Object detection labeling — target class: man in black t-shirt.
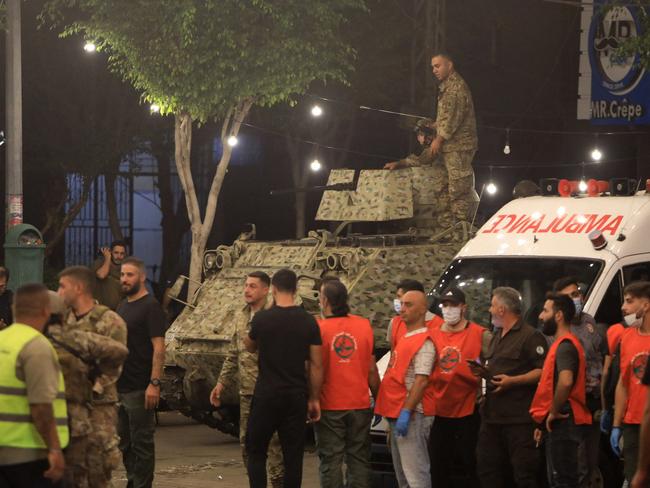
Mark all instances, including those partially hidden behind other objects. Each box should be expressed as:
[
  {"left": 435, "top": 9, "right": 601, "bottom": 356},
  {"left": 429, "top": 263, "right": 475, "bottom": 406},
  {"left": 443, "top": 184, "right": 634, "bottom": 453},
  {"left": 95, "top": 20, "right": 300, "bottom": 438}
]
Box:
[
  {"left": 244, "top": 268, "right": 323, "bottom": 488},
  {"left": 116, "top": 257, "right": 168, "bottom": 488}
]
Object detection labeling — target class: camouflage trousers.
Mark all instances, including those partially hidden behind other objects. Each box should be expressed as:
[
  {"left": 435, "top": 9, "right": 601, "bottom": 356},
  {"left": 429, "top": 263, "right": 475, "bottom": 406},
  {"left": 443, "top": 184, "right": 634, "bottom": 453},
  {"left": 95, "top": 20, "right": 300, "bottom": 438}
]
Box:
[
  {"left": 241, "top": 394, "right": 284, "bottom": 487},
  {"left": 87, "top": 403, "right": 122, "bottom": 488},
  {"left": 441, "top": 149, "right": 476, "bottom": 223},
  {"left": 64, "top": 435, "right": 89, "bottom": 488}
]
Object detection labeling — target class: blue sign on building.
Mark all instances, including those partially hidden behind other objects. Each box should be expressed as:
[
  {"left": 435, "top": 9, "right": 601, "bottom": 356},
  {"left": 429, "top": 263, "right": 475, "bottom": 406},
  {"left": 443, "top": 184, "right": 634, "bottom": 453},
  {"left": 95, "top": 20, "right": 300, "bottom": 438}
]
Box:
[{"left": 584, "top": 1, "right": 649, "bottom": 125}]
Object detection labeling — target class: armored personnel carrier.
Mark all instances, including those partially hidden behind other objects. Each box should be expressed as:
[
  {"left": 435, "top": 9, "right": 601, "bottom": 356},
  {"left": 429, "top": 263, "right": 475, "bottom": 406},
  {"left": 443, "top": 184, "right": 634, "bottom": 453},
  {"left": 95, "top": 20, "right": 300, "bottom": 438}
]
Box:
[{"left": 162, "top": 167, "right": 472, "bottom": 433}]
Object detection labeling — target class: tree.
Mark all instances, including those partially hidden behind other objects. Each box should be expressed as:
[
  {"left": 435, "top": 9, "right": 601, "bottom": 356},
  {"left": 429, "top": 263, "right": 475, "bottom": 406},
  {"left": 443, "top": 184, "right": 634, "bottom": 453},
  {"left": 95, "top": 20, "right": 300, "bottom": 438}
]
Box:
[{"left": 43, "top": 0, "right": 366, "bottom": 296}]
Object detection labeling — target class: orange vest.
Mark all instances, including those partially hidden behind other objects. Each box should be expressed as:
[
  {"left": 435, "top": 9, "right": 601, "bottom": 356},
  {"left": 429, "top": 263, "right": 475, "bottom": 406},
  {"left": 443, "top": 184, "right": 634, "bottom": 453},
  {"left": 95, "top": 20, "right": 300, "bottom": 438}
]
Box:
[
  {"left": 430, "top": 322, "right": 483, "bottom": 418},
  {"left": 318, "top": 314, "right": 375, "bottom": 411},
  {"left": 529, "top": 333, "right": 592, "bottom": 425},
  {"left": 620, "top": 327, "right": 650, "bottom": 425},
  {"left": 607, "top": 323, "right": 625, "bottom": 356},
  {"left": 375, "top": 329, "right": 435, "bottom": 418},
  {"left": 390, "top": 315, "right": 443, "bottom": 349}
]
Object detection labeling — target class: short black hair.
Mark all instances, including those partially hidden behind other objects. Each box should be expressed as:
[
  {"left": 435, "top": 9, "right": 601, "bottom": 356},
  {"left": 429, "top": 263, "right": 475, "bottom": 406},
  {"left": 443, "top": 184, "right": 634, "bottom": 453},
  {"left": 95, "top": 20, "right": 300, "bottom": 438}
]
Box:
[
  {"left": 320, "top": 277, "right": 350, "bottom": 317},
  {"left": 553, "top": 276, "right": 580, "bottom": 293},
  {"left": 623, "top": 281, "right": 650, "bottom": 300},
  {"left": 111, "top": 240, "right": 127, "bottom": 251},
  {"left": 0, "top": 267, "right": 9, "bottom": 281},
  {"left": 13, "top": 283, "right": 50, "bottom": 319},
  {"left": 396, "top": 279, "right": 425, "bottom": 294},
  {"left": 545, "top": 292, "right": 576, "bottom": 324},
  {"left": 248, "top": 271, "right": 271, "bottom": 288},
  {"left": 432, "top": 52, "right": 454, "bottom": 64},
  {"left": 272, "top": 268, "right": 297, "bottom": 293}
]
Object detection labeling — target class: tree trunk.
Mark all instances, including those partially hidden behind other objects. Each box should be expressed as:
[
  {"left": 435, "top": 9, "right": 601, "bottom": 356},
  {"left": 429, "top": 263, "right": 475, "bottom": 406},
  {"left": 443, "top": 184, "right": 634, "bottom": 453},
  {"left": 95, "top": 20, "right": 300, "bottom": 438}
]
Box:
[
  {"left": 105, "top": 172, "right": 124, "bottom": 241},
  {"left": 174, "top": 99, "right": 253, "bottom": 298}
]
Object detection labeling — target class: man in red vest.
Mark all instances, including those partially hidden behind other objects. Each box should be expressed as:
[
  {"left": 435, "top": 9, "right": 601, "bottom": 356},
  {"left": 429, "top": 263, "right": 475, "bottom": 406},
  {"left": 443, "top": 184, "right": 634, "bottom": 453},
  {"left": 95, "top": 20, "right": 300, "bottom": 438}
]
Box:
[
  {"left": 375, "top": 290, "right": 435, "bottom": 488},
  {"left": 611, "top": 281, "right": 650, "bottom": 484},
  {"left": 387, "top": 280, "right": 442, "bottom": 351},
  {"left": 531, "top": 293, "right": 592, "bottom": 488},
  {"left": 429, "top": 286, "right": 491, "bottom": 487},
  {"left": 315, "top": 278, "right": 380, "bottom": 488}
]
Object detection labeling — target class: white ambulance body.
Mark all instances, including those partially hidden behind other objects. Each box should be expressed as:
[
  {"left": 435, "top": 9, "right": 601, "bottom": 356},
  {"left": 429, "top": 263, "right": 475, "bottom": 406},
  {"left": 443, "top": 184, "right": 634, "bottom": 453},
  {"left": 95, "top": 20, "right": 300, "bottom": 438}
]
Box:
[{"left": 370, "top": 191, "right": 650, "bottom": 480}]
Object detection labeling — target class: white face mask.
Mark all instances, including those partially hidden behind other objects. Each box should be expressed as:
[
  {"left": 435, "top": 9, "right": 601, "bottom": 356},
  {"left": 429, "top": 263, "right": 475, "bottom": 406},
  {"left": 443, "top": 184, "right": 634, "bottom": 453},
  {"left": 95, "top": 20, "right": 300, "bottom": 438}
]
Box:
[
  {"left": 393, "top": 298, "right": 401, "bottom": 314},
  {"left": 442, "top": 306, "right": 462, "bottom": 325},
  {"left": 623, "top": 312, "right": 639, "bottom": 327}
]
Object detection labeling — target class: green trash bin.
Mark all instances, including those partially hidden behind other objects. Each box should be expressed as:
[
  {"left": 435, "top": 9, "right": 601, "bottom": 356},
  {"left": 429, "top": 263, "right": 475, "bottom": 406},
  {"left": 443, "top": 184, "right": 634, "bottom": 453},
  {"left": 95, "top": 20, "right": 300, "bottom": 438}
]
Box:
[{"left": 4, "top": 224, "right": 45, "bottom": 291}]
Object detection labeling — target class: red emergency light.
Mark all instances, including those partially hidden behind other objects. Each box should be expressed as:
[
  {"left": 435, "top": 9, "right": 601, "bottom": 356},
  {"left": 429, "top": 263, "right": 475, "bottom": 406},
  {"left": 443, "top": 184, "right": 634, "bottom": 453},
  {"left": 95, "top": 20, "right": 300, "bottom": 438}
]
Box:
[
  {"left": 587, "top": 179, "right": 609, "bottom": 197},
  {"left": 558, "top": 179, "right": 580, "bottom": 197}
]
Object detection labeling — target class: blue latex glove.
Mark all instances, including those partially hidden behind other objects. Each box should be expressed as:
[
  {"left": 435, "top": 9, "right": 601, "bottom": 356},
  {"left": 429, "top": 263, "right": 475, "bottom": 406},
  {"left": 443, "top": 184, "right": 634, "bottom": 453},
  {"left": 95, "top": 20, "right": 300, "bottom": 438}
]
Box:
[
  {"left": 610, "top": 427, "right": 622, "bottom": 457},
  {"left": 394, "top": 409, "right": 411, "bottom": 437},
  {"left": 600, "top": 410, "right": 613, "bottom": 434}
]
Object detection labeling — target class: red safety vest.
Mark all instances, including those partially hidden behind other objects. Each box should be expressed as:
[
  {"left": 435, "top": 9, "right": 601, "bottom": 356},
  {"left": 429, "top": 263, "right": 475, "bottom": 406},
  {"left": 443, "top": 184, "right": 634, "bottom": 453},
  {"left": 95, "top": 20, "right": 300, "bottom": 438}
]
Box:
[
  {"left": 318, "top": 314, "right": 375, "bottom": 411},
  {"left": 375, "top": 328, "right": 435, "bottom": 418},
  {"left": 430, "top": 322, "right": 484, "bottom": 418},
  {"left": 619, "top": 327, "right": 650, "bottom": 425},
  {"left": 390, "top": 315, "right": 443, "bottom": 349},
  {"left": 529, "top": 333, "right": 592, "bottom": 425}
]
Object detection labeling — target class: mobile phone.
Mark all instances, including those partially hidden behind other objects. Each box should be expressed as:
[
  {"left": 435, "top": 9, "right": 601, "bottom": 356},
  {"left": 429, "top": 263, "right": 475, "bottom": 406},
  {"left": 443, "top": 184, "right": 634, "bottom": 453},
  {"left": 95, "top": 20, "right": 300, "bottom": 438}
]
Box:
[{"left": 466, "top": 359, "right": 492, "bottom": 380}]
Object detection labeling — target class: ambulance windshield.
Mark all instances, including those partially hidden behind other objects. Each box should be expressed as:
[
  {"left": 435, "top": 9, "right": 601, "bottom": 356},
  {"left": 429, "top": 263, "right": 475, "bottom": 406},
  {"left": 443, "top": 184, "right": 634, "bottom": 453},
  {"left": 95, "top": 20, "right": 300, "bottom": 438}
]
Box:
[{"left": 429, "top": 257, "right": 603, "bottom": 328}]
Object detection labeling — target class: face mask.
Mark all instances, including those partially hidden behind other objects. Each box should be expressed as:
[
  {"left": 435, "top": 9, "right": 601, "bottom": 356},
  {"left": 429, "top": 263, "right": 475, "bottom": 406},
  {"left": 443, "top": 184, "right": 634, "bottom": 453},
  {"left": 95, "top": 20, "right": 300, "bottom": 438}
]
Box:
[
  {"left": 393, "top": 299, "right": 401, "bottom": 314},
  {"left": 624, "top": 312, "right": 640, "bottom": 327},
  {"left": 491, "top": 315, "right": 504, "bottom": 329},
  {"left": 442, "top": 306, "right": 462, "bottom": 325},
  {"left": 572, "top": 297, "right": 583, "bottom": 316},
  {"left": 542, "top": 318, "right": 558, "bottom": 336}
]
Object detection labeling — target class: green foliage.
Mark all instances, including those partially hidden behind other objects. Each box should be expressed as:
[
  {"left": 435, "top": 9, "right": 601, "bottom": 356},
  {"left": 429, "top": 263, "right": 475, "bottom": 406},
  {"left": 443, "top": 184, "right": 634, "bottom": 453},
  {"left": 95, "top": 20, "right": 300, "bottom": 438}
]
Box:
[
  {"left": 42, "top": 0, "right": 367, "bottom": 122},
  {"left": 604, "top": 1, "right": 650, "bottom": 68}
]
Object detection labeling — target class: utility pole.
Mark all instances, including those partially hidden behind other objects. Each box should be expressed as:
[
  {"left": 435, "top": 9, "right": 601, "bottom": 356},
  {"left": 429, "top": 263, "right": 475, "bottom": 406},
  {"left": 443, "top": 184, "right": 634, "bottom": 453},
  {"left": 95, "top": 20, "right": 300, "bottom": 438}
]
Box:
[{"left": 5, "top": 0, "right": 23, "bottom": 228}]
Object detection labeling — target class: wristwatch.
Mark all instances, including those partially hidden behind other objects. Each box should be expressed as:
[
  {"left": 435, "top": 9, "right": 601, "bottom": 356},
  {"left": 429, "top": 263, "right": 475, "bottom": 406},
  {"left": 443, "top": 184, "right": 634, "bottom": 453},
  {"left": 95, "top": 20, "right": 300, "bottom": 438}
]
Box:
[{"left": 149, "top": 378, "right": 161, "bottom": 387}]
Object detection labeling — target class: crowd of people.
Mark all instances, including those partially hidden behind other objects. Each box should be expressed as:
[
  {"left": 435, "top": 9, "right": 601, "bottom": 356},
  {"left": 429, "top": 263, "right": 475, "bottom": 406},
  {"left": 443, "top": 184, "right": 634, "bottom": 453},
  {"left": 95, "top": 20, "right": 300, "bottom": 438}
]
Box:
[
  {"left": 209, "top": 269, "right": 650, "bottom": 488},
  {"left": 0, "top": 241, "right": 168, "bottom": 488}
]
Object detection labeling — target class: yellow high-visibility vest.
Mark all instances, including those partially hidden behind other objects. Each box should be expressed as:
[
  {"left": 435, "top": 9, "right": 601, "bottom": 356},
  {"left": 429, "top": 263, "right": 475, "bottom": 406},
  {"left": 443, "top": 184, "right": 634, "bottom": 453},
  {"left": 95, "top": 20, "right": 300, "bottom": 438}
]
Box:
[{"left": 0, "top": 323, "right": 69, "bottom": 449}]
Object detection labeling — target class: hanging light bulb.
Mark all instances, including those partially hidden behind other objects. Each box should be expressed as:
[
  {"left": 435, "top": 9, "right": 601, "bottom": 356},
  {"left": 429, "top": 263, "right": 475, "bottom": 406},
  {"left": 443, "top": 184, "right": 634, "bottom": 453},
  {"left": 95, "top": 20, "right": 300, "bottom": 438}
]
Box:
[
  {"left": 503, "top": 128, "right": 511, "bottom": 155},
  {"left": 591, "top": 147, "right": 603, "bottom": 161},
  {"left": 83, "top": 41, "right": 96, "bottom": 53},
  {"left": 311, "top": 105, "right": 323, "bottom": 117},
  {"left": 578, "top": 180, "right": 588, "bottom": 192},
  {"left": 149, "top": 103, "right": 161, "bottom": 114},
  {"left": 227, "top": 135, "right": 239, "bottom": 147},
  {"left": 486, "top": 182, "right": 498, "bottom": 195},
  {"left": 310, "top": 159, "right": 322, "bottom": 172}
]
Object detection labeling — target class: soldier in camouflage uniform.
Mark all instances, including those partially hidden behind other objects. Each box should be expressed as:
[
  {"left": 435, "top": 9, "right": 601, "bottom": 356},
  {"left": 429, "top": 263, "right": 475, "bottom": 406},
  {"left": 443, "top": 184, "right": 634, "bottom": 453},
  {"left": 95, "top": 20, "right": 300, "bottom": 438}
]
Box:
[
  {"left": 57, "top": 266, "right": 128, "bottom": 488},
  {"left": 385, "top": 118, "right": 453, "bottom": 230},
  {"left": 209, "top": 271, "right": 284, "bottom": 487},
  {"left": 46, "top": 291, "right": 129, "bottom": 488},
  {"left": 430, "top": 54, "right": 478, "bottom": 230}
]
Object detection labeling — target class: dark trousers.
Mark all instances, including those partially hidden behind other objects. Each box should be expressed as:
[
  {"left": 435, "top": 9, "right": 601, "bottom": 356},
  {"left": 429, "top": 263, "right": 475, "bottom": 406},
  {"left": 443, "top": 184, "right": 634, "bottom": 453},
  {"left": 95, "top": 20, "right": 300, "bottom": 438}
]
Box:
[
  {"left": 430, "top": 412, "right": 480, "bottom": 488},
  {"left": 623, "top": 424, "right": 640, "bottom": 483},
  {"left": 0, "top": 459, "right": 61, "bottom": 488},
  {"left": 117, "top": 390, "right": 156, "bottom": 488},
  {"left": 314, "top": 409, "right": 372, "bottom": 488},
  {"left": 246, "top": 392, "right": 307, "bottom": 488},
  {"left": 545, "top": 418, "right": 587, "bottom": 488},
  {"left": 476, "top": 421, "right": 541, "bottom": 488}
]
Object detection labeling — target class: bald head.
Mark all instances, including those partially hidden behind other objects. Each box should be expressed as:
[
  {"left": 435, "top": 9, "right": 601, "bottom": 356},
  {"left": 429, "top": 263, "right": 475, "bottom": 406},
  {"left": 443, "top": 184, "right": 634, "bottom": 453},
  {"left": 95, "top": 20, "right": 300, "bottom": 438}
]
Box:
[{"left": 400, "top": 290, "right": 427, "bottom": 328}]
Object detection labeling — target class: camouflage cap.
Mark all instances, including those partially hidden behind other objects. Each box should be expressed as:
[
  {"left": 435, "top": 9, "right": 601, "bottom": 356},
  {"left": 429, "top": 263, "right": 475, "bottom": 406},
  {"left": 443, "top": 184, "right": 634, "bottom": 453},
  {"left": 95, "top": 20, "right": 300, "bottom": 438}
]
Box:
[
  {"left": 413, "top": 118, "right": 435, "bottom": 135},
  {"left": 48, "top": 290, "right": 66, "bottom": 316}
]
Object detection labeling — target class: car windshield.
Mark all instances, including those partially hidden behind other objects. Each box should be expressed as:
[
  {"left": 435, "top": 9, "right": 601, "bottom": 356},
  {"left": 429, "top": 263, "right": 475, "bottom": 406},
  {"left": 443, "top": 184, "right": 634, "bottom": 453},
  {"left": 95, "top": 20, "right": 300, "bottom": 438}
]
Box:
[{"left": 429, "top": 257, "right": 604, "bottom": 327}]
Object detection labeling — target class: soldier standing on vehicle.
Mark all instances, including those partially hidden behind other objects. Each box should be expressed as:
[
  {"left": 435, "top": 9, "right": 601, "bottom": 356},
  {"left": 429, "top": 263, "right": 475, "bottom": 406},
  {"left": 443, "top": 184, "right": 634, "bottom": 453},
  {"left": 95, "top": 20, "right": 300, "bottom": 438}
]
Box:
[
  {"left": 46, "top": 291, "right": 128, "bottom": 488},
  {"left": 57, "top": 266, "right": 128, "bottom": 488},
  {"left": 93, "top": 240, "right": 127, "bottom": 310},
  {"left": 384, "top": 119, "right": 453, "bottom": 230},
  {"left": 209, "top": 271, "right": 284, "bottom": 487},
  {"left": 429, "top": 53, "right": 478, "bottom": 234}
]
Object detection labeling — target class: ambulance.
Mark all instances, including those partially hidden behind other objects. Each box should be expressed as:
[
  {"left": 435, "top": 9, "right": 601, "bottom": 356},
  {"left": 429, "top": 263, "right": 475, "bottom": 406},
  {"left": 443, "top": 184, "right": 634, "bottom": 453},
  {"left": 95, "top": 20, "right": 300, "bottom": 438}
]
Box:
[{"left": 371, "top": 179, "right": 650, "bottom": 485}]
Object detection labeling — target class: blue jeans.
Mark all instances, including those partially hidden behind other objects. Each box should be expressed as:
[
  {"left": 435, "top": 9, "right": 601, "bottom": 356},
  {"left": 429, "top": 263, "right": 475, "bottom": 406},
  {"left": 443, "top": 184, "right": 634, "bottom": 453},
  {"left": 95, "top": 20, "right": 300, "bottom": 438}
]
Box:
[
  {"left": 545, "top": 417, "right": 588, "bottom": 488},
  {"left": 117, "top": 390, "right": 156, "bottom": 488},
  {"left": 388, "top": 413, "right": 434, "bottom": 488}
]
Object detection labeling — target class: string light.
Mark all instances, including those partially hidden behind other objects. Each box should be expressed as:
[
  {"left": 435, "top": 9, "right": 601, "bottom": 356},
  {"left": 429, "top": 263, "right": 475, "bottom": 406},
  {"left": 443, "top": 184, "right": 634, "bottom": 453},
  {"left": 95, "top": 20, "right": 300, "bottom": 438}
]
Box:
[
  {"left": 590, "top": 148, "right": 602, "bottom": 161},
  {"left": 311, "top": 105, "right": 323, "bottom": 117},
  {"left": 149, "top": 104, "right": 161, "bottom": 114},
  {"left": 486, "top": 182, "right": 498, "bottom": 195},
  {"left": 310, "top": 159, "right": 322, "bottom": 172},
  {"left": 227, "top": 135, "right": 239, "bottom": 147},
  {"left": 83, "top": 41, "right": 96, "bottom": 53},
  {"left": 503, "top": 128, "right": 511, "bottom": 155},
  {"left": 579, "top": 180, "right": 588, "bottom": 192}
]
